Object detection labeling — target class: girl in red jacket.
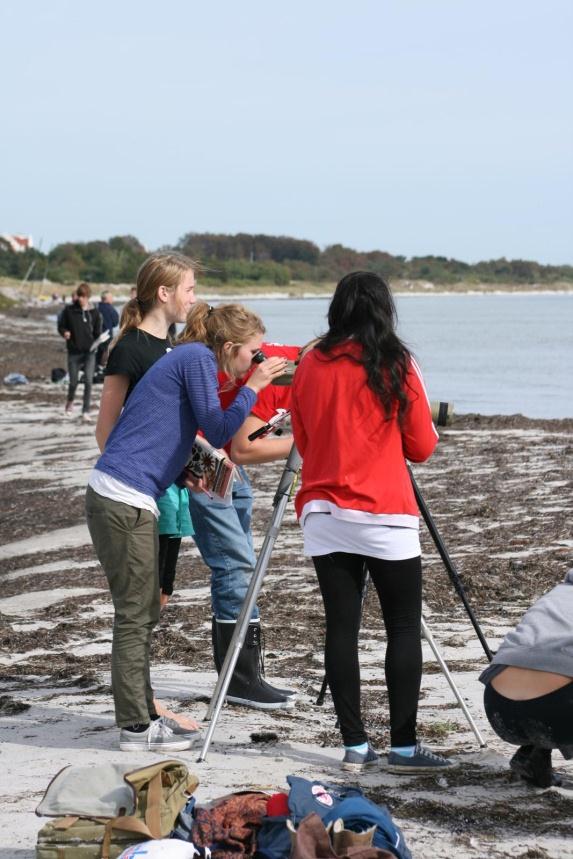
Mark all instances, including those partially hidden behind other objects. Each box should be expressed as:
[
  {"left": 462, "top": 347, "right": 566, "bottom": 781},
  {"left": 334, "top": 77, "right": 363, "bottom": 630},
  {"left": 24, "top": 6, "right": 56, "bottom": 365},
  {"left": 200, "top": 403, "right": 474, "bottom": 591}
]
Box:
[{"left": 291, "top": 271, "right": 454, "bottom": 774}]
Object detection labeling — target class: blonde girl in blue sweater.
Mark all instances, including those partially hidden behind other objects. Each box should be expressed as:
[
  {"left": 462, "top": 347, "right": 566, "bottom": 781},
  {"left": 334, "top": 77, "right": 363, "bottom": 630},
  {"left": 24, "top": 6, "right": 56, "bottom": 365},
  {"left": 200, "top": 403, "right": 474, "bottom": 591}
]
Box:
[{"left": 86, "top": 302, "right": 287, "bottom": 752}]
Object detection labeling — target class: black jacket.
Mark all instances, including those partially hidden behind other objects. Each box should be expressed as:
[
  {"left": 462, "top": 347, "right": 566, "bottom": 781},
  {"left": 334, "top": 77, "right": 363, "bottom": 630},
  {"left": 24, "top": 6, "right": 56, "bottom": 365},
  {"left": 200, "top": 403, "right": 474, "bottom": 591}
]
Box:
[{"left": 58, "top": 303, "right": 102, "bottom": 353}]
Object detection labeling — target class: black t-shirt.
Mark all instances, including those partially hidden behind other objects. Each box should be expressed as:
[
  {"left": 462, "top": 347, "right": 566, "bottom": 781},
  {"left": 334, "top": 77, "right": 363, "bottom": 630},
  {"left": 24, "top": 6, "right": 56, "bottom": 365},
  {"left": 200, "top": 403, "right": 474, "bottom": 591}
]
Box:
[{"left": 105, "top": 329, "right": 172, "bottom": 399}]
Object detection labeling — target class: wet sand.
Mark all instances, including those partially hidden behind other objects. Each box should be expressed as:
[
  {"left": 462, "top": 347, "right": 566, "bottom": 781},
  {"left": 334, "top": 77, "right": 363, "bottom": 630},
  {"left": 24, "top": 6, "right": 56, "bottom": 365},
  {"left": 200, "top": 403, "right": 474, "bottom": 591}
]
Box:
[{"left": 1, "top": 307, "right": 572, "bottom": 858}]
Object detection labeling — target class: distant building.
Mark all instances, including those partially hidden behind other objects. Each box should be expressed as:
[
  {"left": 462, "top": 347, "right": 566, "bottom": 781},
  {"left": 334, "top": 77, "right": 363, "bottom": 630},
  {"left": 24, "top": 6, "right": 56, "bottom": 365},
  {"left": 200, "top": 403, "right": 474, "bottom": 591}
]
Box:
[{"left": 0, "top": 234, "right": 34, "bottom": 252}]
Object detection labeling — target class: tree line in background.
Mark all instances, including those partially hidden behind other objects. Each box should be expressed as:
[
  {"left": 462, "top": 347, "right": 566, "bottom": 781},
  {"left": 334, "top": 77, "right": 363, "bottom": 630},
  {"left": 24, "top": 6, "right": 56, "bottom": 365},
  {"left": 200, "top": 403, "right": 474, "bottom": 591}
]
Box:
[{"left": 1, "top": 231, "right": 572, "bottom": 287}]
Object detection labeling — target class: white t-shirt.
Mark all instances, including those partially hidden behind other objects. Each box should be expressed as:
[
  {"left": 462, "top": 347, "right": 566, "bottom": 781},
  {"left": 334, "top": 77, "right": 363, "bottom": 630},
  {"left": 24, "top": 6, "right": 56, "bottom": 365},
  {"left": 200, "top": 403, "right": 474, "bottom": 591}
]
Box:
[
  {"left": 301, "top": 502, "right": 420, "bottom": 561},
  {"left": 88, "top": 468, "right": 159, "bottom": 519}
]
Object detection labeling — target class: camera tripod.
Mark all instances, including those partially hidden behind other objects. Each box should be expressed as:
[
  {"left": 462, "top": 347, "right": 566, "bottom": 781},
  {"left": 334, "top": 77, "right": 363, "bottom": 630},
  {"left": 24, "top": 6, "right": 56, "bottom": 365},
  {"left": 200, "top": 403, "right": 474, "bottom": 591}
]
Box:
[{"left": 197, "top": 444, "right": 487, "bottom": 762}]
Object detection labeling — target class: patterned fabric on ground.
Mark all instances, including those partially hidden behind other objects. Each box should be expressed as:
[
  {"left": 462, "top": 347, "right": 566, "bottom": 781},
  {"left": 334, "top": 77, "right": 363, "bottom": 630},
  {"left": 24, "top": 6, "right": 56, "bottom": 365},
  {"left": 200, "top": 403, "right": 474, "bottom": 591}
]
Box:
[{"left": 191, "top": 792, "right": 269, "bottom": 859}]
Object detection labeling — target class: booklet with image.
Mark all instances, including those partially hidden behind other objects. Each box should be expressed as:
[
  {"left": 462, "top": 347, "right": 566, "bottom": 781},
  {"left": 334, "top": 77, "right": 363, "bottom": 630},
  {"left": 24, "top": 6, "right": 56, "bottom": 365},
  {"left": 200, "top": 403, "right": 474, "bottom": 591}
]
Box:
[{"left": 187, "top": 436, "right": 236, "bottom": 502}]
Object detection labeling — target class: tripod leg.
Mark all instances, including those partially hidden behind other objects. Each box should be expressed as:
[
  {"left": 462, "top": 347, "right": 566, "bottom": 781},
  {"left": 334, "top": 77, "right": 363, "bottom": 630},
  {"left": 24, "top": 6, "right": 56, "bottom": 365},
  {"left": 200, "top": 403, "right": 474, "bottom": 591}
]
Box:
[
  {"left": 421, "top": 616, "right": 486, "bottom": 748},
  {"left": 197, "top": 445, "right": 301, "bottom": 762},
  {"left": 316, "top": 673, "right": 329, "bottom": 707},
  {"left": 409, "top": 467, "right": 493, "bottom": 662}
]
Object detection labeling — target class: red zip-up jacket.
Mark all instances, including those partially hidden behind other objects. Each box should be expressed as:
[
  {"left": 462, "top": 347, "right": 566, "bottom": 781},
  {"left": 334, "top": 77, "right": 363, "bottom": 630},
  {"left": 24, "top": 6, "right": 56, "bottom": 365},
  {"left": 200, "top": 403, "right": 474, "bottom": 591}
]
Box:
[{"left": 290, "top": 342, "right": 438, "bottom": 520}]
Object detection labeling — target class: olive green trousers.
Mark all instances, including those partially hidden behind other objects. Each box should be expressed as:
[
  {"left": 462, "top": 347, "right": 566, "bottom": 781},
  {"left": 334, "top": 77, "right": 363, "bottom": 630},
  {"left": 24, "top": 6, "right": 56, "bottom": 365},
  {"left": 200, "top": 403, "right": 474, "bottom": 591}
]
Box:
[{"left": 86, "top": 485, "right": 160, "bottom": 727}]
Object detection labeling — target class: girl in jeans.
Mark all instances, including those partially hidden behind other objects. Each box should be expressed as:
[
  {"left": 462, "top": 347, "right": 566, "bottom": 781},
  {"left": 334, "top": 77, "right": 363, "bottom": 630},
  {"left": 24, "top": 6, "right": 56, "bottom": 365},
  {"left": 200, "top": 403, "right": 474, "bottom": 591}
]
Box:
[
  {"left": 291, "top": 271, "right": 454, "bottom": 773},
  {"left": 86, "top": 301, "right": 287, "bottom": 751}
]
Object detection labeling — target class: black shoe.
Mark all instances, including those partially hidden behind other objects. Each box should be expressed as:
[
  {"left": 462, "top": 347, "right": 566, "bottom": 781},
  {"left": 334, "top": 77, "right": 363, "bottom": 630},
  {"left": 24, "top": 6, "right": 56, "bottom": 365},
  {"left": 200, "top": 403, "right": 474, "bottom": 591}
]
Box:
[
  {"left": 510, "top": 745, "right": 561, "bottom": 788},
  {"left": 387, "top": 743, "right": 456, "bottom": 773},
  {"left": 214, "top": 618, "right": 295, "bottom": 710}
]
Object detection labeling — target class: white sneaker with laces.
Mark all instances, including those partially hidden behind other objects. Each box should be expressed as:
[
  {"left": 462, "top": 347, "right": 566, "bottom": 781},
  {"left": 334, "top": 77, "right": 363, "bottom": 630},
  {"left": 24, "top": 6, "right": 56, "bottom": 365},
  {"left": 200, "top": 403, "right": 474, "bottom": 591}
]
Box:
[{"left": 119, "top": 716, "right": 194, "bottom": 752}]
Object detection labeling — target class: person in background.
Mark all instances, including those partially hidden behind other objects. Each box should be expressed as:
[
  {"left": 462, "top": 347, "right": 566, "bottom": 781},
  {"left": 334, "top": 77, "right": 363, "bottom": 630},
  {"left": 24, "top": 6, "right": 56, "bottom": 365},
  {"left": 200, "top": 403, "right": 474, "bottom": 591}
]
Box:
[
  {"left": 58, "top": 282, "right": 102, "bottom": 422},
  {"left": 87, "top": 301, "right": 287, "bottom": 752},
  {"left": 291, "top": 271, "right": 454, "bottom": 774},
  {"left": 96, "top": 290, "right": 119, "bottom": 368},
  {"left": 480, "top": 569, "right": 573, "bottom": 788}
]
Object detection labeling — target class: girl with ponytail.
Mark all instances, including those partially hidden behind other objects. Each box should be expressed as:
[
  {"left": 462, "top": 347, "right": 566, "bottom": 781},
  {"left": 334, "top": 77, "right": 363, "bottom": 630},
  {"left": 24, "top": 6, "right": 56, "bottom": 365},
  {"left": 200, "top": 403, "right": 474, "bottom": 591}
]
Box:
[
  {"left": 94, "top": 252, "right": 198, "bottom": 731},
  {"left": 96, "top": 252, "right": 197, "bottom": 450}
]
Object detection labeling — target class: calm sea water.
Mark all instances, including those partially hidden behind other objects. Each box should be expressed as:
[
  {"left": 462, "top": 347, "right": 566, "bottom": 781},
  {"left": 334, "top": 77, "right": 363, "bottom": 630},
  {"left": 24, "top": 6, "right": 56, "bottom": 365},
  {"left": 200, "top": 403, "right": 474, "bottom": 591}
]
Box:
[{"left": 241, "top": 293, "right": 573, "bottom": 419}]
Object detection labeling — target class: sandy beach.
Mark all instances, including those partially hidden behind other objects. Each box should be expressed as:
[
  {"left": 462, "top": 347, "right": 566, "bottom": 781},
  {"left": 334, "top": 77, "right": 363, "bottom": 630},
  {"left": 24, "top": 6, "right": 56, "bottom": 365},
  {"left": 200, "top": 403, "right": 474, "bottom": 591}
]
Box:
[{"left": 1, "top": 306, "right": 572, "bottom": 858}]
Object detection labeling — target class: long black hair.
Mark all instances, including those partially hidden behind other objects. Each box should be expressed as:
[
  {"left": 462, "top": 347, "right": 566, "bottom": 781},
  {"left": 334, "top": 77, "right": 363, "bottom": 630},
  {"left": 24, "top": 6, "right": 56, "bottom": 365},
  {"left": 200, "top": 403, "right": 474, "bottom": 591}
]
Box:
[{"left": 317, "top": 271, "right": 411, "bottom": 421}]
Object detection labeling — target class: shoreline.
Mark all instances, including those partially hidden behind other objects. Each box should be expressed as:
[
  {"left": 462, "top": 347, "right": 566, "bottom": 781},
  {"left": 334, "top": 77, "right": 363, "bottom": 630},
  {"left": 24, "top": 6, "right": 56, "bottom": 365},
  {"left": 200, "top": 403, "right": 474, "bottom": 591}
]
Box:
[
  {"left": 2, "top": 279, "right": 573, "bottom": 308},
  {"left": 1, "top": 307, "right": 572, "bottom": 422}
]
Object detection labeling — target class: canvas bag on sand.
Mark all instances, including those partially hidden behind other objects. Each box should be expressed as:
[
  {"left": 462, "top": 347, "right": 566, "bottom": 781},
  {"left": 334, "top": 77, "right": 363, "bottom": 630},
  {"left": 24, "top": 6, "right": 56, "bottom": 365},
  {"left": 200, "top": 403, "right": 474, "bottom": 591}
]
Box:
[{"left": 35, "top": 759, "right": 198, "bottom": 859}]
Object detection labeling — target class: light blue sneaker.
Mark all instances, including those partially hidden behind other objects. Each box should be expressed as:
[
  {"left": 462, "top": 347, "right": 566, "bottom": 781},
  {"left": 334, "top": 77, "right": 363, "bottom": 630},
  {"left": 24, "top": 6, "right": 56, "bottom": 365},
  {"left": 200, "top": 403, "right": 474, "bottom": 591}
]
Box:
[
  {"left": 387, "top": 743, "right": 455, "bottom": 773},
  {"left": 341, "top": 744, "right": 380, "bottom": 772}
]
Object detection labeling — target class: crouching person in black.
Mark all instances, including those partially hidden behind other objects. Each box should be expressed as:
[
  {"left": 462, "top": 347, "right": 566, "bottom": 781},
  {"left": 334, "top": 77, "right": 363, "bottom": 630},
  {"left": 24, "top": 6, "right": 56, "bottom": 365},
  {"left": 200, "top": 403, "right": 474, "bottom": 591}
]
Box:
[{"left": 480, "top": 568, "right": 573, "bottom": 787}]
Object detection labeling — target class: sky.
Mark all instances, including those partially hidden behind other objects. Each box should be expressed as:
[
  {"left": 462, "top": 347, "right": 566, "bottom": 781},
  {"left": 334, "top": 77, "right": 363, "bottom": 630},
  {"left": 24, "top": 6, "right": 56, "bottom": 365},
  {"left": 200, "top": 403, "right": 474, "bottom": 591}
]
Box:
[{"left": 1, "top": 1, "right": 572, "bottom": 264}]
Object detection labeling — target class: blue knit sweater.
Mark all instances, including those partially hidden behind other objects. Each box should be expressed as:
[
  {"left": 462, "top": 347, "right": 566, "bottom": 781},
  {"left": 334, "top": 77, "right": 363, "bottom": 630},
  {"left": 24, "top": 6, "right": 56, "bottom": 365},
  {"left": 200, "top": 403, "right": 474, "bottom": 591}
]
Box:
[{"left": 95, "top": 342, "right": 256, "bottom": 500}]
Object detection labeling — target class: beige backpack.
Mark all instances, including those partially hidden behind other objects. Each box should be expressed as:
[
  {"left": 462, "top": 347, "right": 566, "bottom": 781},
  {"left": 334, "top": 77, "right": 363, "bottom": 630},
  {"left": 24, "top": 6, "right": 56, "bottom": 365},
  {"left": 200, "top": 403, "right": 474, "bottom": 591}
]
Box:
[{"left": 35, "top": 759, "right": 197, "bottom": 859}]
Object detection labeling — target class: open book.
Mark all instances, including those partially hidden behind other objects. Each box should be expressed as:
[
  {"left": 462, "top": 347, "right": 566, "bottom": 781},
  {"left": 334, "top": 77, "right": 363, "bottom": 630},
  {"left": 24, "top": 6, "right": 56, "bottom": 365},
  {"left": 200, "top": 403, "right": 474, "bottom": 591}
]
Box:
[
  {"left": 187, "top": 436, "right": 236, "bottom": 501},
  {"left": 88, "top": 329, "right": 111, "bottom": 353}
]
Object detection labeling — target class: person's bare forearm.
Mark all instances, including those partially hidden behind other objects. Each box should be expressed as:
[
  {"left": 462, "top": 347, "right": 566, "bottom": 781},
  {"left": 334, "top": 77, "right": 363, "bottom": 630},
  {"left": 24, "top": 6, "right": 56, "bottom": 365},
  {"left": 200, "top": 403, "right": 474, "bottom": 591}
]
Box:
[
  {"left": 95, "top": 375, "right": 129, "bottom": 452},
  {"left": 95, "top": 416, "right": 115, "bottom": 452},
  {"left": 230, "top": 434, "right": 293, "bottom": 465}
]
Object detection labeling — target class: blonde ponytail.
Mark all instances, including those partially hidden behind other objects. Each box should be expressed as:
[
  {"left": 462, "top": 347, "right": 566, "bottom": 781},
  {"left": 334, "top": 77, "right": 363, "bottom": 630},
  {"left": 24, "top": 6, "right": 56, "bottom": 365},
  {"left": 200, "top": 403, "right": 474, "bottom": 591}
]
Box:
[
  {"left": 178, "top": 301, "right": 265, "bottom": 380},
  {"left": 118, "top": 297, "right": 144, "bottom": 332}
]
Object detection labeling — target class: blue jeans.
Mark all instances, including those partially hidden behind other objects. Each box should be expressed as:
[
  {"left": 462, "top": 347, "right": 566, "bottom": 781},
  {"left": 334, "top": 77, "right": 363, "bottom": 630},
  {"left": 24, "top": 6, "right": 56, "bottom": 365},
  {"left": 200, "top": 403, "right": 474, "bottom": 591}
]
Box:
[{"left": 188, "top": 468, "right": 259, "bottom": 621}]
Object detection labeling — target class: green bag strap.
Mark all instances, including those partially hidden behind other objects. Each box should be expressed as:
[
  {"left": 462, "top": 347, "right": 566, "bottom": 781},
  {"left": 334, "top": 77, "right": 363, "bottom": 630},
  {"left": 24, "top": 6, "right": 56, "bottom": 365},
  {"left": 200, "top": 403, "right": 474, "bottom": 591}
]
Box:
[
  {"left": 144, "top": 770, "right": 163, "bottom": 838},
  {"left": 101, "top": 816, "right": 154, "bottom": 859}
]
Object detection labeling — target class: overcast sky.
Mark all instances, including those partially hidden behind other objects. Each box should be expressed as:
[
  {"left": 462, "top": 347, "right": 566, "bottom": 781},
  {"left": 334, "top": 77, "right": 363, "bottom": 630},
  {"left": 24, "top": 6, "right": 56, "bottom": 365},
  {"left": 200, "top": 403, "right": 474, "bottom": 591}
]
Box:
[{"left": 1, "top": 0, "right": 571, "bottom": 263}]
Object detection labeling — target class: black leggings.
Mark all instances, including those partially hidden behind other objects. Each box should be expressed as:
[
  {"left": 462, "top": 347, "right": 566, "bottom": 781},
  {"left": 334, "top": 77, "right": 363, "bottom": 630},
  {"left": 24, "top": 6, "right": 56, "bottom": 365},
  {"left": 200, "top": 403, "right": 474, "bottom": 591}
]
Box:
[
  {"left": 158, "top": 536, "right": 182, "bottom": 596},
  {"left": 484, "top": 680, "right": 573, "bottom": 754},
  {"left": 313, "top": 552, "right": 422, "bottom": 747}
]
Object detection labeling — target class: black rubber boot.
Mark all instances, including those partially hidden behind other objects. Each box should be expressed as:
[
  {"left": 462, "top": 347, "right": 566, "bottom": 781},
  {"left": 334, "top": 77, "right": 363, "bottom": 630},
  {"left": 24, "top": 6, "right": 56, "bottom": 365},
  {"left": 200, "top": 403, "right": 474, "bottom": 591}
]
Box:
[
  {"left": 240, "top": 620, "right": 297, "bottom": 701},
  {"left": 212, "top": 617, "right": 296, "bottom": 700},
  {"left": 213, "top": 618, "right": 296, "bottom": 710}
]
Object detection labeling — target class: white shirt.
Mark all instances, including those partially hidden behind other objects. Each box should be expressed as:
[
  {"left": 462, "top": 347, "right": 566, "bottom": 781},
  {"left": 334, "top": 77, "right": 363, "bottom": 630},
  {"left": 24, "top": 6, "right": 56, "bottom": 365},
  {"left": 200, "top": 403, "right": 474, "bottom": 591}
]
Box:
[
  {"left": 301, "top": 503, "right": 420, "bottom": 561},
  {"left": 88, "top": 468, "right": 159, "bottom": 519}
]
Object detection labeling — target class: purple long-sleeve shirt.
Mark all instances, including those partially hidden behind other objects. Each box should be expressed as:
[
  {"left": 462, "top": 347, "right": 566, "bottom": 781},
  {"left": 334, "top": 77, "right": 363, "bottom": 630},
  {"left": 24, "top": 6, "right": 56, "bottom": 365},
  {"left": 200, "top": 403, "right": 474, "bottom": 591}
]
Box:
[{"left": 94, "top": 342, "right": 256, "bottom": 500}]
